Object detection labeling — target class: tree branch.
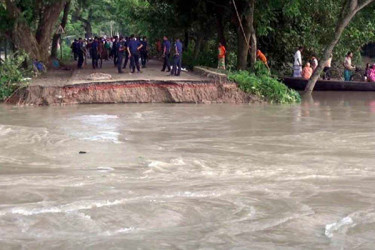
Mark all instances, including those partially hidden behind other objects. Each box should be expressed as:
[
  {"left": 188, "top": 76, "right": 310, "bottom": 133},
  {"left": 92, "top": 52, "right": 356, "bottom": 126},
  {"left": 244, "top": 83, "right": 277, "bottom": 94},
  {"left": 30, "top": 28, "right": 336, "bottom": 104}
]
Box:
[{"left": 356, "top": 0, "right": 375, "bottom": 11}]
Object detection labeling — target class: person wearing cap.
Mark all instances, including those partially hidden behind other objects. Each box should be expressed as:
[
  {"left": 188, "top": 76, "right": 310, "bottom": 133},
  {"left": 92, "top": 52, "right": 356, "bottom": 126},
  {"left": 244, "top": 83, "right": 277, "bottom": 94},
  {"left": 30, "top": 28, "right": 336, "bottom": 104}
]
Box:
[
  {"left": 171, "top": 38, "right": 183, "bottom": 76},
  {"left": 161, "top": 36, "right": 171, "bottom": 72},
  {"left": 127, "top": 34, "right": 143, "bottom": 73}
]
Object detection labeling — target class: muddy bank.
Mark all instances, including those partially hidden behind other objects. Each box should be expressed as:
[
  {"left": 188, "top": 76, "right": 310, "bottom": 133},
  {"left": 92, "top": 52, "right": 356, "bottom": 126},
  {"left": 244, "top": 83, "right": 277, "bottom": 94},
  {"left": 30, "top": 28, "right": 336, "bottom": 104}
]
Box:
[{"left": 7, "top": 80, "right": 260, "bottom": 106}]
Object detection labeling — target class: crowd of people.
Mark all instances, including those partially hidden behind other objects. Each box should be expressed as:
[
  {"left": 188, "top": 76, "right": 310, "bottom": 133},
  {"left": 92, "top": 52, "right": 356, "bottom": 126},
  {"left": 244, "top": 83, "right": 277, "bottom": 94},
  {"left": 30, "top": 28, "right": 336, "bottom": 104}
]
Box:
[
  {"left": 293, "top": 47, "right": 375, "bottom": 82},
  {"left": 70, "top": 35, "right": 183, "bottom": 76}
]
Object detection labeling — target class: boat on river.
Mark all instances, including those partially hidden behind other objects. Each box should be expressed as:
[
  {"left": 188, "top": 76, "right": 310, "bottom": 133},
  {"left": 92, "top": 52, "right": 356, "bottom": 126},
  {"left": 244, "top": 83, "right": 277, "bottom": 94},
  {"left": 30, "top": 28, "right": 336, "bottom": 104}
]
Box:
[{"left": 283, "top": 77, "right": 375, "bottom": 91}]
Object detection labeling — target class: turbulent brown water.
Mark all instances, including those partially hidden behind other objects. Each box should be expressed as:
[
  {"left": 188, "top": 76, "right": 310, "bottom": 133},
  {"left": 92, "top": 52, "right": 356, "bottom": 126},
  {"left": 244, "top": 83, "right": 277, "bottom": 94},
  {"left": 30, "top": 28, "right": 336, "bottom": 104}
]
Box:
[{"left": 1, "top": 92, "right": 375, "bottom": 249}]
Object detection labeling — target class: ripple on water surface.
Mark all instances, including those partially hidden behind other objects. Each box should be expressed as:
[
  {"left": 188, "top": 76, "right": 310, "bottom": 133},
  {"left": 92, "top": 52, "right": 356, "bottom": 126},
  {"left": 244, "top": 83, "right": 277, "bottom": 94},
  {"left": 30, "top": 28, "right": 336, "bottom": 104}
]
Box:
[{"left": 1, "top": 94, "right": 375, "bottom": 248}]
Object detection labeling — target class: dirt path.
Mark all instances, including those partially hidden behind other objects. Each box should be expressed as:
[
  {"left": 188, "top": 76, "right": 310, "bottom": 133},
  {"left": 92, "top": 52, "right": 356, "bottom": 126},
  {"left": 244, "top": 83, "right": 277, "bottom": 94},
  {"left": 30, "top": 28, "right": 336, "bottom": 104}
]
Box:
[{"left": 31, "top": 59, "right": 208, "bottom": 87}]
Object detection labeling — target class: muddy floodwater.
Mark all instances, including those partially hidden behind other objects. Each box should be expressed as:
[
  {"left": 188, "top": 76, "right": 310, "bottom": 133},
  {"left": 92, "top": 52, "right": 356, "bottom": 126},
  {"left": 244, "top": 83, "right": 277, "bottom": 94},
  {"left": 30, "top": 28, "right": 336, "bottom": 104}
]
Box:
[{"left": 1, "top": 92, "right": 375, "bottom": 249}]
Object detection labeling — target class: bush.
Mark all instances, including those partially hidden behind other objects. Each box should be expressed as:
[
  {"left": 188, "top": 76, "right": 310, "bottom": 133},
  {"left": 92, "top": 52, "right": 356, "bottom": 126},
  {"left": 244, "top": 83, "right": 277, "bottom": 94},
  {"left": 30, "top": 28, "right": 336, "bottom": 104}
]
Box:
[
  {"left": 0, "top": 52, "right": 32, "bottom": 101},
  {"left": 228, "top": 65, "right": 301, "bottom": 104}
]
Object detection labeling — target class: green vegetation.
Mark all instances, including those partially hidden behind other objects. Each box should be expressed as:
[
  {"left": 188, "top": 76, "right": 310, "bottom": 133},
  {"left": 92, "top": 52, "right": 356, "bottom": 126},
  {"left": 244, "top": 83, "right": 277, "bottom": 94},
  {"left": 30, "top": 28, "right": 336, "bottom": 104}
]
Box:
[
  {"left": 1, "top": 0, "right": 375, "bottom": 100},
  {"left": 229, "top": 62, "right": 301, "bottom": 104},
  {"left": 0, "top": 52, "right": 31, "bottom": 101}
]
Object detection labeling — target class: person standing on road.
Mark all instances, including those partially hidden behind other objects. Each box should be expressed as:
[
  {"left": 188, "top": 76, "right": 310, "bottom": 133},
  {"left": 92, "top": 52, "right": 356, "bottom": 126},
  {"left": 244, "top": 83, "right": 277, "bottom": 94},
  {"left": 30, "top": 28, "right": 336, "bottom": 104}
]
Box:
[
  {"left": 171, "top": 38, "right": 183, "bottom": 76},
  {"left": 123, "top": 37, "right": 130, "bottom": 70},
  {"left": 91, "top": 37, "right": 99, "bottom": 69},
  {"left": 77, "top": 38, "right": 84, "bottom": 69},
  {"left": 128, "top": 34, "right": 143, "bottom": 73},
  {"left": 161, "top": 36, "right": 171, "bottom": 72},
  {"left": 112, "top": 36, "right": 119, "bottom": 67},
  {"left": 71, "top": 39, "right": 79, "bottom": 61},
  {"left": 117, "top": 36, "right": 126, "bottom": 74},
  {"left": 140, "top": 36, "right": 148, "bottom": 68},
  {"left": 293, "top": 47, "right": 303, "bottom": 77}
]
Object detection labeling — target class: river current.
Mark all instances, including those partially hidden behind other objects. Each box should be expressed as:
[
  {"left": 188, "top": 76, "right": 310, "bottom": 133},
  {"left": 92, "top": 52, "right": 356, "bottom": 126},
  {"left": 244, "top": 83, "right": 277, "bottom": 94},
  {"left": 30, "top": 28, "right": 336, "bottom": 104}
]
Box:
[{"left": 0, "top": 92, "right": 375, "bottom": 249}]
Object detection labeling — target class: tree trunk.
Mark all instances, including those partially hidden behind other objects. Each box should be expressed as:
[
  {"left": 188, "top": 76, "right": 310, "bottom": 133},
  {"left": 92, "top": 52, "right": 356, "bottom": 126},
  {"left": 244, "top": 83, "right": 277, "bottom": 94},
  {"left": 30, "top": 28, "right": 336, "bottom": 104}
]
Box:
[
  {"left": 237, "top": 28, "right": 250, "bottom": 70},
  {"left": 85, "top": 22, "right": 93, "bottom": 38},
  {"left": 51, "top": 1, "right": 71, "bottom": 58},
  {"left": 216, "top": 13, "right": 226, "bottom": 46},
  {"left": 4, "top": 0, "right": 67, "bottom": 63},
  {"left": 249, "top": 0, "right": 257, "bottom": 68},
  {"left": 184, "top": 30, "right": 189, "bottom": 49},
  {"left": 235, "top": 0, "right": 256, "bottom": 70},
  {"left": 305, "top": 0, "right": 375, "bottom": 92},
  {"left": 193, "top": 36, "right": 204, "bottom": 61}
]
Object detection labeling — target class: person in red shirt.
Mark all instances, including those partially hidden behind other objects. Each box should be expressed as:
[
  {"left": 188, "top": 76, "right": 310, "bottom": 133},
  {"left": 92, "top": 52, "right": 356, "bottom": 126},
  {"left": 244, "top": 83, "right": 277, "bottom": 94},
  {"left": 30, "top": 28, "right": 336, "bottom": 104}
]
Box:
[
  {"left": 218, "top": 42, "right": 226, "bottom": 70},
  {"left": 256, "top": 49, "right": 269, "bottom": 69},
  {"left": 302, "top": 62, "right": 313, "bottom": 80}
]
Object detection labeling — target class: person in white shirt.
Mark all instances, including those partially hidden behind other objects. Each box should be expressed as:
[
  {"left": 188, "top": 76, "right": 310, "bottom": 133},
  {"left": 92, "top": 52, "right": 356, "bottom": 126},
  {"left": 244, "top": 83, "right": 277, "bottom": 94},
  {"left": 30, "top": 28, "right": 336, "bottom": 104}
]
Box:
[
  {"left": 293, "top": 47, "right": 303, "bottom": 77},
  {"left": 344, "top": 52, "right": 355, "bottom": 81},
  {"left": 311, "top": 56, "right": 318, "bottom": 71}
]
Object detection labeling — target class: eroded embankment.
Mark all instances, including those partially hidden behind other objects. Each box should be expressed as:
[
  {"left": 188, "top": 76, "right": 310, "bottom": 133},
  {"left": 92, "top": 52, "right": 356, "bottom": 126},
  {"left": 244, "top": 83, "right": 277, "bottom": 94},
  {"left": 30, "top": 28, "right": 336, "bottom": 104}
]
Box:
[{"left": 7, "top": 81, "right": 260, "bottom": 106}]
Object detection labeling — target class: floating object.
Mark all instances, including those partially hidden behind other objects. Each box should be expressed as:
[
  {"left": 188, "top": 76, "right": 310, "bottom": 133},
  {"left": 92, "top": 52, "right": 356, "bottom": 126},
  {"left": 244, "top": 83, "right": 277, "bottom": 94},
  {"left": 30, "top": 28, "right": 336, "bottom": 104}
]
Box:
[{"left": 79, "top": 151, "right": 87, "bottom": 154}]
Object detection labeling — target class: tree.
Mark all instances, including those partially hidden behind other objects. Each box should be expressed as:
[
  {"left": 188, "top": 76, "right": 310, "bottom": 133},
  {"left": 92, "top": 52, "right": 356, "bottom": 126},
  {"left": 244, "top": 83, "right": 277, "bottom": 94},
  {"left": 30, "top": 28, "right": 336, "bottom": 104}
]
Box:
[
  {"left": 51, "top": 1, "right": 71, "bottom": 58},
  {"left": 233, "top": 0, "right": 257, "bottom": 70},
  {"left": 305, "top": 0, "right": 375, "bottom": 92},
  {"left": 1, "top": 0, "right": 68, "bottom": 62}
]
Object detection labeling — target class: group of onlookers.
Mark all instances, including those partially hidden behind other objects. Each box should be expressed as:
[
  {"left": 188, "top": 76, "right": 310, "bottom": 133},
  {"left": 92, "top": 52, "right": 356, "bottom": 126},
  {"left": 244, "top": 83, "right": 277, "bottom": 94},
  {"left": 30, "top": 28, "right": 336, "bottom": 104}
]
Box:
[
  {"left": 71, "top": 35, "right": 183, "bottom": 76},
  {"left": 294, "top": 47, "right": 334, "bottom": 81},
  {"left": 293, "top": 48, "right": 375, "bottom": 82}
]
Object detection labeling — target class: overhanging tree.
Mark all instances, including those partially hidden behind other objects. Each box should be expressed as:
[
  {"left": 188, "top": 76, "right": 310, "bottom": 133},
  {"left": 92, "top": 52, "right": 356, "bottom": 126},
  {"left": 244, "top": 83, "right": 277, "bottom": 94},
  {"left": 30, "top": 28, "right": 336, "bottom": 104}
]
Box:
[
  {"left": 305, "top": 0, "right": 375, "bottom": 92},
  {"left": 2, "top": 0, "right": 68, "bottom": 62}
]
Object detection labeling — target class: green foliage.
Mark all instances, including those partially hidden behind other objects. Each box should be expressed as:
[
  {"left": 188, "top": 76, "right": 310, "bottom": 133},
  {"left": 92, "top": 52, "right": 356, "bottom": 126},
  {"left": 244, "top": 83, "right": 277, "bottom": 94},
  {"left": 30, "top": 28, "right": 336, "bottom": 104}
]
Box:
[
  {"left": 228, "top": 70, "right": 301, "bottom": 104},
  {"left": 0, "top": 52, "right": 31, "bottom": 101}
]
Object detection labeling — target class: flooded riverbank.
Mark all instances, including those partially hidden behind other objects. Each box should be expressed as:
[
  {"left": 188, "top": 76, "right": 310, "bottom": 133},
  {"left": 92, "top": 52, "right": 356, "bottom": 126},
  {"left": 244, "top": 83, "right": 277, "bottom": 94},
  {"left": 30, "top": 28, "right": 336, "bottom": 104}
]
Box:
[{"left": 1, "top": 92, "right": 375, "bottom": 249}]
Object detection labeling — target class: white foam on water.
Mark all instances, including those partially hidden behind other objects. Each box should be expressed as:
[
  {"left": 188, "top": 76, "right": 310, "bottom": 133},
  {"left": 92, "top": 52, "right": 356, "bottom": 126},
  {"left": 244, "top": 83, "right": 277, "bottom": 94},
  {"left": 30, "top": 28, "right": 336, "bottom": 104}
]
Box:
[
  {"left": 325, "top": 216, "right": 354, "bottom": 238},
  {"left": 170, "top": 158, "right": 186, "bottom": 166},
  {"left": 102, "top": 227, "right": 136, "bottom": 236},
  {"left": 0, "top": 199, "right": 127, "bottom": 216},
  {"left": 0, "top": 190, "right": 232, "bottom": 217},
  {"left": 97, "top": 167, "right": 115, "bottom": 172},
  {"left": 83, "top": 131, "right": 122, "bottom": 144}
]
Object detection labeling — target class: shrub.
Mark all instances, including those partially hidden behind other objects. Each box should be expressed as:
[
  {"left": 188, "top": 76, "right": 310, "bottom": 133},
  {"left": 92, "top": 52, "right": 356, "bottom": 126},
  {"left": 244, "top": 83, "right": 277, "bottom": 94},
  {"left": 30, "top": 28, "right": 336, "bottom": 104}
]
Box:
[
  {"left": 0, "top": 51, "right": 32, "bottom": 101},
  {"left": 228, "top": 69, "right": 301, "bottom": 104}
]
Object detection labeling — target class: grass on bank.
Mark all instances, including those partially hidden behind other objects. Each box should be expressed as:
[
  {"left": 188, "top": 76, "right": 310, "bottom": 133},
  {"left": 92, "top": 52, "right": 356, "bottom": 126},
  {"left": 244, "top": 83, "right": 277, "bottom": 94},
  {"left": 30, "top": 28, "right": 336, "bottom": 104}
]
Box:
[
  {"left": 228, "top": 62, "right": 301, "bottom": 104},
  {"left": 0, "top": 52, "right": 32, "bottom": 101}
]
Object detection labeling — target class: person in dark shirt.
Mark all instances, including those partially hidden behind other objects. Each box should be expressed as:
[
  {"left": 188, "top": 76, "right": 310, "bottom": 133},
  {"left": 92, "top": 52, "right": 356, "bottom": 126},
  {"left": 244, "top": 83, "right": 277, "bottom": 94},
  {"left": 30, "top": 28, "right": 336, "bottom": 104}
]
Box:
[
  {"left": 161, "top": 36, "right": 171, "bottom": 72},
  {"left": 117, "top": 36, "right": 126, "bottom": 73},
  {"left": 127, "top": 34, "right": 143, "bottom": 73},
  {"left": 112, "top": 36, "right": 118, "bottom": 66},
  {"left": 77, "top": 38, "right": 84, "bottom": 69},
  {"left": 140, "top": 36, "right": 148, "bottom": 68},
  {"left": 91, "top": 37, "right": 99, "bottom": 69},
  {"left": 123, "top": 37, "right": 130, "bottom": 70},
  {"left": 171, "top": 38, "right": 183, "bottom": 76},
  {"left": 71, "top": 39, "right": 78, "bottom": 61}
]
